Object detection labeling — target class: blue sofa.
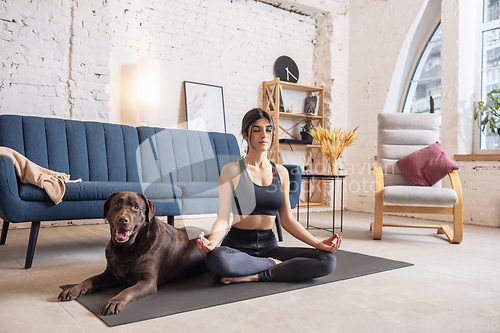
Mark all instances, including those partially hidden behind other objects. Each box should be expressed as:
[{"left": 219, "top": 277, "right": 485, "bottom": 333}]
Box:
[{"left": 0, "top": 115, "right": 301, "bottom": 268}]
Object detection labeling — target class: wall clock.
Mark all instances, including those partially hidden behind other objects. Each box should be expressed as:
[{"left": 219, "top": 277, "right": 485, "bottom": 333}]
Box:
[{"left": 273, "top": 55, "right": 299, "bottom": 83}]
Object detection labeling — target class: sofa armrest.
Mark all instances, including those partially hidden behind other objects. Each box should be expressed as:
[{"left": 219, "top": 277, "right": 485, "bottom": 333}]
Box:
[
  {"left": 283, "top": 164, "right": 301, "bottom": 209},
  {"left": 0, "top": 155, "right": 20, "bottom": 198},
  {"left": 0, "top": 155, "right": 22, "bottom": 221}
]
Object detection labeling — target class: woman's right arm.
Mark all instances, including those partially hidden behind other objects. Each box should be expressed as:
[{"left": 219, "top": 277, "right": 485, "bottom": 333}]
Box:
[{"left": 197, "top": 163, "right": 237, "bottom": 252}]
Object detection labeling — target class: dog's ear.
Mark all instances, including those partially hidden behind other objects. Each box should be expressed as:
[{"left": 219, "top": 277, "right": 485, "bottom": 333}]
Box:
[
  {"left": 139, "top": 193, "right": 155, "bottom": 222},
  {"left": 103, "top": 192, "right": 118, "bottom": 220}
]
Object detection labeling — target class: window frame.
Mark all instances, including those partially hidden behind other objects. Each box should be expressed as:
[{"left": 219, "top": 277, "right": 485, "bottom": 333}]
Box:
[
  {"left": 400, "top": 19, "right": 442, "bottom": 114},
  {"left": 475, "top": 0, "right": 500, "bottom": 153}
]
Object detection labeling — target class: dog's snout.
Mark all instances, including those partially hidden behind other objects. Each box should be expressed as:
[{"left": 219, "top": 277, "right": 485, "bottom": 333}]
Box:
[{"left": 118, "top": 216, "right": 130, "bottom": 224}]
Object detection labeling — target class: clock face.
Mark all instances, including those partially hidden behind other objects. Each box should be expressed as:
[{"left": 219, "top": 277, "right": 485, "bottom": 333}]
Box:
[{"left": 273, "top": 56, "right": 299, "bottom": 83}]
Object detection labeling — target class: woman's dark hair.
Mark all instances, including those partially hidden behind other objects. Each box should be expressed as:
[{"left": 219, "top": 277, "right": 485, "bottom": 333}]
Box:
[{"left": 241, "top": 108, "right": 275, "bottom": 151}]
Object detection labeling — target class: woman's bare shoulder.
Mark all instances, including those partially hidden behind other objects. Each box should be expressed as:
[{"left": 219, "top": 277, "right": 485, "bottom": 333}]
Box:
[
  {"left": 220, "top": 161, "right": 242, "bottom": 182},
  {"left": 275, "top": 164, "right": 290, "bottom": 181}
]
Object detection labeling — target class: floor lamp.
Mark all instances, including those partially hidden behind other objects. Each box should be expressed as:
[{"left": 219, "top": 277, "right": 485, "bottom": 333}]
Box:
[{"left": 137, "top": 58, "right": 160, "bottom": 125}]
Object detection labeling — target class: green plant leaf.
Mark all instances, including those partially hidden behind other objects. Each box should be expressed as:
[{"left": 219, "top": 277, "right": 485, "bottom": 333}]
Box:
[
  {"left": 476, "top": 89, "right": 500, "bottom": 133},
  {"left": 481, "top": 117, "right": 489, "bottom": 132},
  {"left": 490, "top": 117, "right": 497, "bottom": 132}
]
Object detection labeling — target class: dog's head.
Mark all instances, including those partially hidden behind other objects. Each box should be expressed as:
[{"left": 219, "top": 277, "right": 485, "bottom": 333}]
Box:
[{"left": 103, "top": 192, "right": 156, "bottom": 246}]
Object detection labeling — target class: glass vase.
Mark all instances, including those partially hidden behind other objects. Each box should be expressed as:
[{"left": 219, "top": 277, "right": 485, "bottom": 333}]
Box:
[{"left": 326, "top": 159, "right": 338, "bottom": 175}]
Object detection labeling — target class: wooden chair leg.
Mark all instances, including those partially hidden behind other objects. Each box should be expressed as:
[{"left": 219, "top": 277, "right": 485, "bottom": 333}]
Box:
[
  {"left": 372, "top": 166, "right": 384, "bottom": 240},
  {"left": 372, "top": 199, "right": 383, "bottom": 240},
  {"left": 25, "top": 221, "right": 41, "bottom": 269},
  {"left": 432, "top": 204, "right": 463, "bottom": 244},
  {"left": 449, "top": 200, "right": 463, "bottom": 244},
  {"left": 1, "top": 220, "right": 10, "bottom": 245},
  {"left": 448, "top": 171, "right": 463, "bottom": 244},
  {"left": 372, "top": 214, "right": 383, "bottom": 240}
]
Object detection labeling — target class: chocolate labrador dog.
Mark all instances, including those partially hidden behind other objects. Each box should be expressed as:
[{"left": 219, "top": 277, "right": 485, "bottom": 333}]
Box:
[{"left": 58, "top": 192, "right": 207, "bottom": 315}]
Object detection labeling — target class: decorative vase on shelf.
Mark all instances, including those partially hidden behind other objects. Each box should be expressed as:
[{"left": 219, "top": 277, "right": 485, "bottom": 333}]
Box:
[
  {"left": 326, "top": 158, "right": 338, "bottom": 176},
  {"left": 309, "top": 125, "right": 359, "bottom": 176}
]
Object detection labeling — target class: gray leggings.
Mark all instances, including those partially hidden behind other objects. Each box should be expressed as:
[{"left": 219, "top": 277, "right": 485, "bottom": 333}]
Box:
[{"left": 205, "top": 228, "right": 336, "bottom": 282}]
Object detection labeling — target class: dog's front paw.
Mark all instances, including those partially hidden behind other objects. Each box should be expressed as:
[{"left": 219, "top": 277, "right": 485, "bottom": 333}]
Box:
[
  {"left": 58, "top": 285, "right": 87, "bottom": 301},
  {"left": 102, "top": 298, "right": 127, "bottom": 315}
]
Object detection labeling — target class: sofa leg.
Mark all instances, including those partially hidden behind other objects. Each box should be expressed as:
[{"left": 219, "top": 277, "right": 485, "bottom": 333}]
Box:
[
  {"left": 1, "top": 220, "right": 10, "bottom": 245},
  {"left": 25, "top": 221, "right": 41, "bottom": 269},
  {"left": 167, "top": 216, "right": 174, "bottom": 226}
]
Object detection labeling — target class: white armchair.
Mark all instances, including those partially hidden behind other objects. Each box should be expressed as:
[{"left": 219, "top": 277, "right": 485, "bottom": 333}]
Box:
[{"left": 372, "top": 113, "right": 463, "bottom": 244}]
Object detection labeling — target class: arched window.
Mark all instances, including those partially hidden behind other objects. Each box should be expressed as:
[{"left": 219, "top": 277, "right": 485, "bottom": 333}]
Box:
[
  {"left": 402, "top": 23, "right": 441, "bottom": 114},
  {"left": 479, "top": 0, "right": 500, "bottom": 150}
]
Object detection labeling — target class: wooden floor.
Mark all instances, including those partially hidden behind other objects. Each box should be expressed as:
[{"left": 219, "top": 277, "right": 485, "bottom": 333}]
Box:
[{"left": 1, "top": 211, "right": 499, "bottom": 333}]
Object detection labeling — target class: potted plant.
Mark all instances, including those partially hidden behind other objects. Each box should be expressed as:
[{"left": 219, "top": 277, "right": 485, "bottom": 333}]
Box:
[
  {"left": 474, "top": 88, "right": 500, "bottom": 135},
  {"left": 300, "top": 117, "right": 313, "bottom": 144}
]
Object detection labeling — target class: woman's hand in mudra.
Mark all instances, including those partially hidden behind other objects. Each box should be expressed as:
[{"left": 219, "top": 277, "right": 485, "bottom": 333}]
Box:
[
  {"left": 197, "top": 232, "right": 215, "bottom": 253},
  {"left": 319, "top": 234, "right": 342, "bottom": 252}
]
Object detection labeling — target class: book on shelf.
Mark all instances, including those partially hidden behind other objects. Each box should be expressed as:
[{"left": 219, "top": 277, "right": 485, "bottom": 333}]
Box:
[
  {"left": 279, "top": 85, "right": 285, "bottom": 112},
  {"left": 304, "top": 96, "right": 319, "bottom": 115}
]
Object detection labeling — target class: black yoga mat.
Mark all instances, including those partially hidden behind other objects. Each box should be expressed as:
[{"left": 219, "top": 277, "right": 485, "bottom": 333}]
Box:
[{"left": 61, "top": 250, "right": 412, "bottom": 327}]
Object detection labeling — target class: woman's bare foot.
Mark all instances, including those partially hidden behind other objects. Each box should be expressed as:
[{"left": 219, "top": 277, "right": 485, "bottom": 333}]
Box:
[
  {"left": 220, "top": 259, "right": 281, "bottom": 284},
  {"left": 268, "top": 257, "right": 282, "bottom": 265},
  {"left": 221, "top": 274, "right": 259, "bottom": 284}
]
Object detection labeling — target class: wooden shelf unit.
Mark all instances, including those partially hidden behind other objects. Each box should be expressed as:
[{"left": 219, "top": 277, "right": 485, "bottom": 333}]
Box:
[{"left": 262, "top": 78, "right": 326, "bottom": 206}]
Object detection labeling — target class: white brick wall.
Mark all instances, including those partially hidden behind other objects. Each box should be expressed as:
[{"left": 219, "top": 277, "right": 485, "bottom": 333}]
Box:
[
  {"left": 107, "top": 0, "right": 317, "bottom": 143},
  {"left": 1, "top": 0, "right": 497, "bottom": 229},
  {"left": 0, "top": 0, "right": 110, "bottom": 120},
  {"left": 0, "top": 0, "right": 327, "bottom": 229},
  {"left": 456, "top": 161, "right": 500, "bottom": 227},
  {"left": 345, "top": 0, "right": 425, "bottom": 222},
  {"left": 345, "top": 0, "right": 500, "bottom": 228},
  {"left": 0, "top": 0, "right": 339, "bottom": 157}
]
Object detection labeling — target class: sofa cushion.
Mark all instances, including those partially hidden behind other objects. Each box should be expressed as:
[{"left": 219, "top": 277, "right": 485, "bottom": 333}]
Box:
[
  {"left": 19, "top": 181, "right": 182, "bottom": 202},
  {"left": 175, "top": 182, "right": 219, "bottom": 198},
  {"left": 141, "top": 183, "right": 183, "bottom": 200},
  {"left": 0, "top": 115, "right": 141, "bottom": 183},
  {"left": 396, "top": 142, "right": 458, "bottom": 186},
  {"left": 382, "top": 186, "right": 458, "bottom": 206},
  {"left": 136, "top": 127, "right": 240, "bottom": 184},
  {"left": 181, "top": 197, "right": 219, "bottom": 215}
]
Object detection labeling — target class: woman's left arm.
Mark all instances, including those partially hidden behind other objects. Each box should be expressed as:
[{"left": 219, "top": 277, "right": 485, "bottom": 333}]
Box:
[{"left": 277, "top": 165, "right": 341, "bottom": 252}]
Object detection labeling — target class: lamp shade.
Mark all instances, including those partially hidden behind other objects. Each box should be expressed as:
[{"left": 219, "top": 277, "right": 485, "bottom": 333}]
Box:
[{"left": 137, "top": 58, "right": 160, "bottom": 124}]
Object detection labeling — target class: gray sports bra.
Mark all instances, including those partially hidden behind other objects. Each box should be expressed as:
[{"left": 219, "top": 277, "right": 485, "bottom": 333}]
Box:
[{"left": 231, "top": 159, "right": 284, "bottom": 216}]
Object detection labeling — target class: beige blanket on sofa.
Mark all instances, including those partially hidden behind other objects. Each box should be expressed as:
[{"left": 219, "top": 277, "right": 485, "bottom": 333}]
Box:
[{"left": 0, "top": 147, "right": 81, "bottom": 205}]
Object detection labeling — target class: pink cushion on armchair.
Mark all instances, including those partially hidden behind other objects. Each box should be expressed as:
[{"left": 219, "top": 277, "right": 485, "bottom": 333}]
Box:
[{"left": 396, "top": 142, "right": 458, "bottom": 186}]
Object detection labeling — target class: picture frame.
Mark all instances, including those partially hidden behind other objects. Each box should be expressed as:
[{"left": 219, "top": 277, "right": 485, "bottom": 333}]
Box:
[
  {"left": 184, "top": 81, "right": 226, "bottom": 133},
  {"left": 266, "top": 83, "right": 286, "bottom": 113},
  {"left": 304, "top": 96, "right": 319, "bottom": 115}
]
